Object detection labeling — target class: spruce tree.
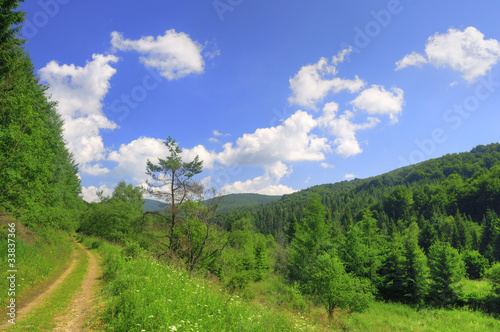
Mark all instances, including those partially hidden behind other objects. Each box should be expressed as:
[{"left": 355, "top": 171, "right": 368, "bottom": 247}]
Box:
[{"left": 428, "top": 241, "right": 466, "bottom": 305}]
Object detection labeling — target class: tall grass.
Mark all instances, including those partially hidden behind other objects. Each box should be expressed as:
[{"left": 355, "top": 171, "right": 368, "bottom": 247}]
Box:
[
  {"left": 93, "top": 240, "right": 322, "bottom": 331},
  {"left": 344, "top": 301, "right": 500, "bottom": 331},
  {"left": 0, "top": 221, "right": 73, "bottom": 305}
]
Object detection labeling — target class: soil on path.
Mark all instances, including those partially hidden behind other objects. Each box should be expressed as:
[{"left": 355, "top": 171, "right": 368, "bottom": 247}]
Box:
[
  {"left": 0, "top": 240, "right": 102, "bottom": 331},
  {"left": 53, "top": 242, "right": 101, "bottom": 331},
  {"left": 0, "top": 248, "right": 79, "bottom": 331}
]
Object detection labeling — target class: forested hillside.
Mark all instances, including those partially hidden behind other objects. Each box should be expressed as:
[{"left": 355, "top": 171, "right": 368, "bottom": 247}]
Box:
[
  {"left": 220, "top": 143, "right": 500, "bottom": 242},
  {"left": 217, "top": 143, "right": 500, "bottom": 311},
  {"left": 0, "top": 0, "right": 83, "bottom": 229}
]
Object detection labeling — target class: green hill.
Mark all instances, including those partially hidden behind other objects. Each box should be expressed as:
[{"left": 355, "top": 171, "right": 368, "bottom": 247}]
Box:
[
  {"left": 219, "top": 142, "right": 500, "bottom": 237},
  {"left": 213, "top": 193, "right": 282, "bottom": 212},
  {"left": 143, "top": 193, "right": 282, "bottom": 213},
  {"left": 143, "top": 198, "right": 168, "bottom": 212}
]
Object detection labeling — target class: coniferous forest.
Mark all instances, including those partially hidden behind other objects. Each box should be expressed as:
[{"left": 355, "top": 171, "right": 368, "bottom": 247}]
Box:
[
  {"left": 0, "top": 0, "right": 83, "bottom": 230},
  {"left": 1, "top": 1, "right": 500, "bottom": 330}
]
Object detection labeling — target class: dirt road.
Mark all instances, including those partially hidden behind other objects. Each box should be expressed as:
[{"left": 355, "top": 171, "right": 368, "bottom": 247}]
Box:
[{"left": 1, "top": 240, "right": 101, "bottom": 331}]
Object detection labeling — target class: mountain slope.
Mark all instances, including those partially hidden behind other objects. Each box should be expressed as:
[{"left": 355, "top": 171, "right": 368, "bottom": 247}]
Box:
[
  {"left": 143, "top": 193, "right": 282, "bottom": 213},
  {"left": 219, "top": 142, "right": 500, "bottom": 238}
]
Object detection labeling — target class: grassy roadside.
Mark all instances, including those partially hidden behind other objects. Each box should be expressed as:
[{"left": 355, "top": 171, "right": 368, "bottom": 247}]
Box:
[
  {"left": 0, "top": 216, "right": 73, "bottom": 310},
  {"left": 343, "top": 301, "right": 500, "bottom": 331},
  {"left": 9, "top": 241, "right": 89, "bottom": 331},
  {"left": 83, "top": 237, "right": 323, "bottom": 332}
]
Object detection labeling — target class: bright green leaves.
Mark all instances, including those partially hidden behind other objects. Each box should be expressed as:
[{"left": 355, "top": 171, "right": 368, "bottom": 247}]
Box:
[
  {"left": 0, "top": 0, "right": 83, "bottom": 227},
  {"left": 287, "top": 195, "right": 374, "bottom": 314},
  {"left": 311, "top": 254, "right": 374, "bottom": 315},
  {"left": 428, "top": 241, "right": 466, "bottom": 305},
  {"left": 79, "top": 181, "right": 145, "bottom": 244}
]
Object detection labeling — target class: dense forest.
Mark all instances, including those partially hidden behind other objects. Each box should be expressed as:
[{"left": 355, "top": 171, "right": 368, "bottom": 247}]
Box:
[
  {"left": 215, "top": 143, "right": 500, "bottom": 311},
  {"left": 0, "top": 0, "right": 83, "bottom": 229}
]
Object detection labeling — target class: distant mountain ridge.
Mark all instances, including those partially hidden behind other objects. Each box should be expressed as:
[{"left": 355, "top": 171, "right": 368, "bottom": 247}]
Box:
[
  {"left": 143, "top": 193, "right": 281, "bottom": 213},
  {"left": 143, "top": 198, "right": 168, "bottom": 212},
  {"left": 212, "top": 193, "right": 282, "bottom": 212}
]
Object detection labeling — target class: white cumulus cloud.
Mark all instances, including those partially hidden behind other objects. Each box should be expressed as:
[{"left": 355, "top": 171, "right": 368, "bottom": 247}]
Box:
[
  {"left": 288, "top": 49, "right": 365, "bottom": 109},
  {"left": 108, "top": 137, "right": 170, "bottom": 182},
  {"left": 107, "top": 137, "right": 217, "bottom": 183},
  {"left": 320, "top": 162, "right": 335, "bottom": 169},
  {"left": 396, "top": 27, "right": 500, "bottom": 83},
  {"left": 395, "top": 51, "right": 428, "bottom": 70},
  {"left": 39, "top": 54, "right": 119, "bottom": 174},
  {"left": 217, "top": 110, "right": 330, "bottom": 167},
  {"left": 81, "top": 184, "right": 115, "bottom": 202},
  {"left": 318, "top": 106, "right": 380, "bottom": 158},
  {"left": 220, "top": 161, "right": 296, "bottom": 196},
  {"left": 111, "top": 29, "right": 205, "bottom": 80},
  {"left": 350, "top": 85, "right": 405, "bottom": 123}
]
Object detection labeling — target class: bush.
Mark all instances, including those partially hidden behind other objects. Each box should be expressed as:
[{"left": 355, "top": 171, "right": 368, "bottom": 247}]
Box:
[
  {"left": 462, "top": 250, "right": 489, "bottom": 279},
  {"left": 312, "top": 254, "right": 375, "bottom": 315},
  {"left": 121, "top": 241, "right": 144, "bottom": 260},
  {"left": 486, "top": 263, "right": 500, "bottom": 294}
]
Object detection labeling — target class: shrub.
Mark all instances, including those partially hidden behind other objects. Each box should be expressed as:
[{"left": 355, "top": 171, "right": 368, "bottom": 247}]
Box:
[
  {"left": 462, "top": 250, "right": 489, "bottom": 279},
  {"left": 486, "top": 263, "right": 500, "bottom": 294}
]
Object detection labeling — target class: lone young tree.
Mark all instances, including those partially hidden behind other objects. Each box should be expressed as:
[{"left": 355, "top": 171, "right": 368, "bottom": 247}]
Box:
[
  {"left": 144, "top": 136, "right": 203, "bottom": 250},
  {"left": 144, "top": 137, "right": 227, "bottom": 272}
]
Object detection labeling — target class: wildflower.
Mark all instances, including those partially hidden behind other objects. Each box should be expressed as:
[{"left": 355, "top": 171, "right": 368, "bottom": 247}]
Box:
[
  {"left": 149, "top": 315, "right": 154, "bottom": 318},
  {"left": 169, "top": 326, "right": 177, "bottom": 331}
]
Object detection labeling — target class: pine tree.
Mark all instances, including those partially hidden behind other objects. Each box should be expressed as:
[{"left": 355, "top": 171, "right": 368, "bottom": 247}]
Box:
[
  {"left": 402, "top": 222, "right": 429, "bottom": 303},
  {"left": 480, "top": 209, "right": 500, "bottom": 262},
  {"left": 287, "top": 194, "right": 329, "bottom": 287},
  {"left": 428, "top": 241, "right": 466, "bottom": 305}
]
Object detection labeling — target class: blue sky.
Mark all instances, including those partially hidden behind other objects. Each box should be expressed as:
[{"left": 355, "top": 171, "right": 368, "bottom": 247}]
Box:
[{"left": 20, "top": 0, "right": 500, "bottom": 201}]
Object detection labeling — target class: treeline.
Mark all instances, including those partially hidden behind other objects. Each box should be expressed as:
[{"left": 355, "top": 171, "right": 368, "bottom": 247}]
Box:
[
  {"left": 0, "top": 0, "right": 83, "bottom": 229},
  {"left": 220, "top": 143, "right": 500, "bottom": 246},
  {"left": 217, "top": 143, "right": 500, "bottom": 312}
]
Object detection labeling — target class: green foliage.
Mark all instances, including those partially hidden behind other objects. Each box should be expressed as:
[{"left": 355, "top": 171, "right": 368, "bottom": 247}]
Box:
[
  {"left": 345, "top": 300, "right": 500, "bottom": 331},
  {"left": 462, "top": 250, "right": 490, "bottom": 280},
  {"left": 0, "top": 222, "right": 72, "bottom": 305},
  {"left": 144, "top": 136, "right": 204, "bottom": 252},
  {"left": 340, "top": 209, "right": 385, "bottom": 283},
  {"left": 96, "top": 242, "right": 319, "bottom": 331},
  {"left": 384, "top": 185, "right": 414, "bottom": 222},
  {"left": 78, "top": 181, "right": 144, "bottom": 244},
  {"left": 0, "top": 0, "right": 83, "bottom": 226},
  {"left": 287, "top": 194, "right": 330, "bottom": 285},
  {"left": 480, "top": 209, "right": 500, "bottom": 262},
  {"left": 220, "top": 220, "right": 274, "bottom": 290},
  {"left": 212, "top": 193, "right": 282, "bottom": 213},
  {"left": 0, "top": 0, "right": 25, "bottom": 46},
  {"left": 402, "top": 223, "right": 430, "bottom": 303},
  {"left": 311, "top": 253, "right": 374, "bottom": 315},
  {"left": 486, "top": 263, "right": 500, "bottom": 294},
  {"left": 428, "top": 241, "right": 466, "bottom": 305},
  {"left": 380, "top": 223, "right": 429, "bottom": 304}
]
